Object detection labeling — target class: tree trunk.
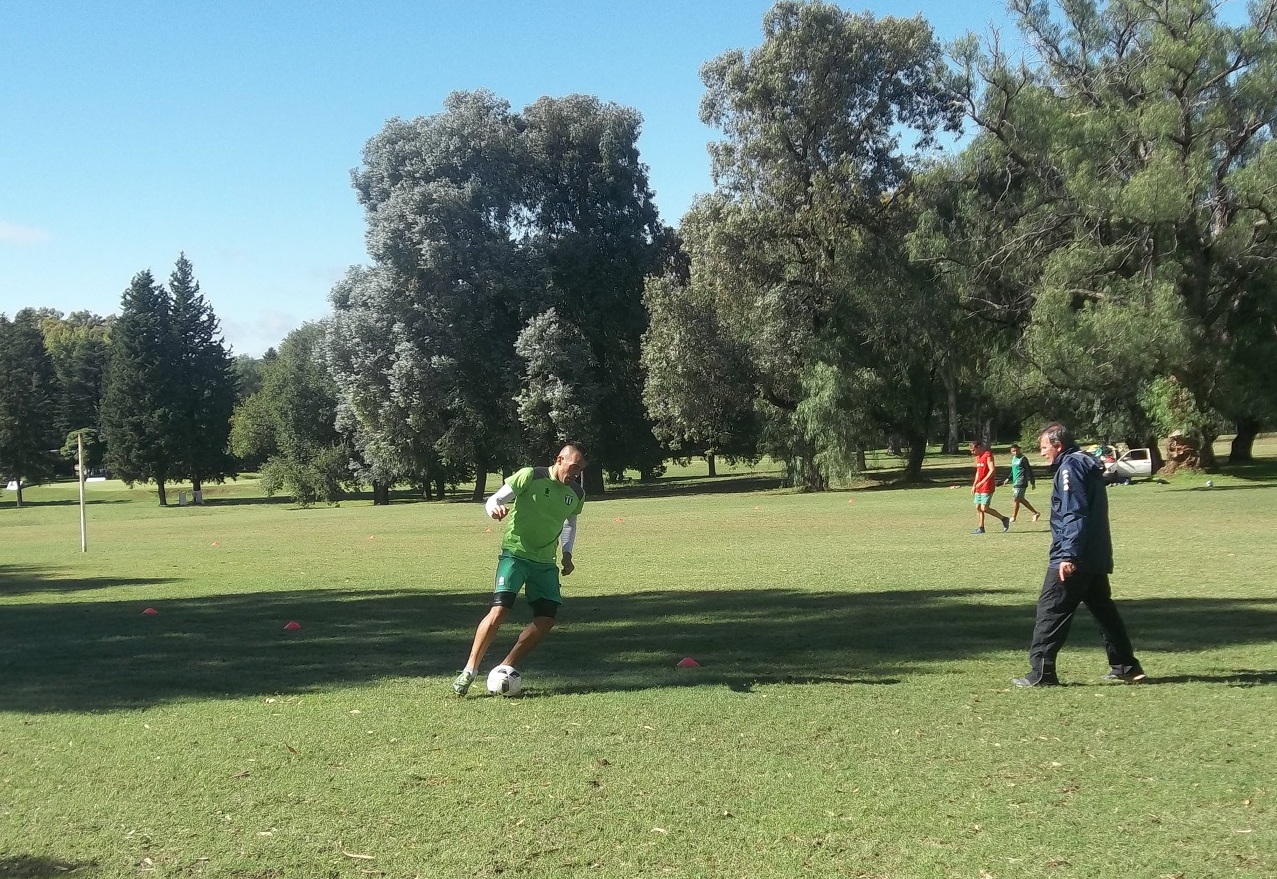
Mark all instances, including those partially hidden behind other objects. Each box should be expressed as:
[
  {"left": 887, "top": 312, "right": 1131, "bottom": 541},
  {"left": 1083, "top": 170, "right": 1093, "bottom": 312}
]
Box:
[
  {"left": 800, "top": 458, "right": 827, "bottom": 491},
  {"left": 1229, "top": 417, "right": 1260, "bottom": 464},
  {"left": 157, "top": 479, "right": 168, "bottom": 506},
  {"left": 1199, "top": 432, "right": 1220, "bottom": 473},
  {"left": 856, "top": 449, "right": 868, "bottom": 471},
  {"left": 904, "top": 435, "right": 927, "bottom": 482},
  {"left": 13, "top": 479, "right": 22, "bottom": 507},
  {"left": 584, "top": 467, "right": 605, "bottom": 496},
  {"left": 372, "top": 481, "right": 390, "bottom": 505},
  {"left": 472, "top": 467, "right": 489, "bottom": 501},
  {"left": 435, "top": 474, "right": 445, "bottom": 501},
  {"left": 1145, "top": 437, "right": 1164, "bottom": 473},
  {"left": 943, "top": 368, "right": 960, "bottom": 454},
  {"left": 706, "top": 453, "right": 716, "bottom": 477}
]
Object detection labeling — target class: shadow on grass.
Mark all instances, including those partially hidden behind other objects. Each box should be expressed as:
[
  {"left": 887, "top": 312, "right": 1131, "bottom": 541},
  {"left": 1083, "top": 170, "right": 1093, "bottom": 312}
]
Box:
[
  {"left": 2, "top": 565, "right": 1275, "bottom": 712},
  {"left": 1172, "top": 484, "right": 1277, "bottom": 492},
  {"left": 0, "top": 498, "right": 133, "bottom": 510},
  {"left": 603, "top": 473, "right": 785, "bottom": 500},
  {"left": 0, "top": 564, "right": 177, "bottom": 596},
  {"left": 0, "top": 855, "right": 96, "bottom": 878},
  {"left": 1145, "top": 670, "right": 1277, "bottom": 686}
]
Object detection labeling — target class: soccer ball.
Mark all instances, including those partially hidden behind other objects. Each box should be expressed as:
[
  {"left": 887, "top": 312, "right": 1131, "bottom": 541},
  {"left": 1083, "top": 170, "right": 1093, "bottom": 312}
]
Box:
[{"left": 486, "top": 664, "right": 523, "bottom": 696}]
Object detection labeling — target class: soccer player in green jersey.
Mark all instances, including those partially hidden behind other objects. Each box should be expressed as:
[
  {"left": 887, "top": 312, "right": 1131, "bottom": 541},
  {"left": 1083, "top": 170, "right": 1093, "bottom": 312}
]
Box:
[
  {"left": 452, "top": 445, "right": 587, "bottom": 695},
  {"left": 1005, "top": 443, "right": 1041, "bottom": 523}
]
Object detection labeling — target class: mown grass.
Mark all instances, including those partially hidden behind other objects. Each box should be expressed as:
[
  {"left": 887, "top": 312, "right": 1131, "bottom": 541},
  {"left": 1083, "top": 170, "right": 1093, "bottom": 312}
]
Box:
[{"left": 1, "top": 442, "right": 1274, "bottom": 878}]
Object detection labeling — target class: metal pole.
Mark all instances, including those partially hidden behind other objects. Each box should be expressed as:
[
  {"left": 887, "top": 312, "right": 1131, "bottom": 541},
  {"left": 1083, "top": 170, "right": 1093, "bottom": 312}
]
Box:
[{"left": 78, "top": 432, "right": 87, "bottom": 552}]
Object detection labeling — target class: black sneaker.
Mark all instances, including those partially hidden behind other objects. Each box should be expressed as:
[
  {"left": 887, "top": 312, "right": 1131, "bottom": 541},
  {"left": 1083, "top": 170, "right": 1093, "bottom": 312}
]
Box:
[
  {"left": 1001, "top": 517, "right": 1011, "bottom": 532},
  {"left": 1100, "top": 671, "right": 1148, "bottom": 684},
  {"left": 1012, "top": 674, "right": 1060, "bottom": 687}
]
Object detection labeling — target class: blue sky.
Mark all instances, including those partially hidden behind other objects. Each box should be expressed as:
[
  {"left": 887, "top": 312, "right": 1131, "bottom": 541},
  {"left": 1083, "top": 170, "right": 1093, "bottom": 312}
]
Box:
[{"left": 0, "top": 1, "right": 1025, "bottom": 356}]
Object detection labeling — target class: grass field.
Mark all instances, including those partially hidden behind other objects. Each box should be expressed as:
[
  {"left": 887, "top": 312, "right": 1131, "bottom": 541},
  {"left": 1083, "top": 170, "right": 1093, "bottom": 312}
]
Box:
[{"left": 2, "top": 441, "right": 1275, "bottom": 878}]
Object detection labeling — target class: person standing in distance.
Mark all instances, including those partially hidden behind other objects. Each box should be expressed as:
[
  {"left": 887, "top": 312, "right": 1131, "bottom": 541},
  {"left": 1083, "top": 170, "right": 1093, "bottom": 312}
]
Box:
[
  {"left": 1005, "top": 443, "right": 1041, "bottom": 523},
  {"left": 452, "top": 445, "right": 587, "bottom": 696},
  {"left": 1013, "top": 423, "right": 1147, "bottom": 687},
  {"left": 970, "top": 440, "right": 1010, "bottom": 534}
]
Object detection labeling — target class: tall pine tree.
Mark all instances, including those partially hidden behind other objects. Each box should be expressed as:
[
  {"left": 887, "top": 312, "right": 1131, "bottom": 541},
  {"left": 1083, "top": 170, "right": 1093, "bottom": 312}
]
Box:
[
  {"left": 0, "top": 310, "right": 60, "bottom": 506},
  {"left": 169, "top": 254, "right": 237, "bottom": 500},
  {"left": 102, "top": 270, "right": 180, "bottom": 504}
]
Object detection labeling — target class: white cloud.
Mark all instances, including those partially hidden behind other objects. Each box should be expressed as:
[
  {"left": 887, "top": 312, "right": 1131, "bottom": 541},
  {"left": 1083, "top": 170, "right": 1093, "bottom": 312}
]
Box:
[{"left": 0, "top": 221, "right": 51, "bottom": 245}]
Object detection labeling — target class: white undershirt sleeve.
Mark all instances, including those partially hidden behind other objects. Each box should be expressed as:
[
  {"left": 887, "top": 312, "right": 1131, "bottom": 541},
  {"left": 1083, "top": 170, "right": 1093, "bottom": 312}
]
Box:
[
  {"left": 560, "top": 515, "right": 578, "bottom": 554},
  {"left": 484, "top": 483, "right": 516, "bottom": 518}
]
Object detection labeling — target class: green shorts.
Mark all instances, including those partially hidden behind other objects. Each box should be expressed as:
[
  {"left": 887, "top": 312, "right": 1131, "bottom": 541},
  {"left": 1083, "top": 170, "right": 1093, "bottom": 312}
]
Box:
[
  {"left": 974, "top": 492, "right": 993, "bottom": 505},
  {"left": 494, "top": 551, "right": 562, "bottom": 606}
]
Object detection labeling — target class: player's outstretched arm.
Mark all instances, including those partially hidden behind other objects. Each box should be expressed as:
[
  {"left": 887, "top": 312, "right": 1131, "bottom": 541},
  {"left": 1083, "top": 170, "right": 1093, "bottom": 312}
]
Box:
[{"left": 485, "top": 483, "right": 516, "bottom": 521}]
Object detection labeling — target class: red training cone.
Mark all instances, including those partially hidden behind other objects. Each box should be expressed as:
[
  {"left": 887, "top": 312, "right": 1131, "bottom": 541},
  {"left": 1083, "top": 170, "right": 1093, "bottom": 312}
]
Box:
[
  {"left": 284, "top": 621, "right": 302, "bottom": 630},
  {"left": 142, "top": 607, "right": 158, "bottom": 615},
  {"left": 676, "top": 657, "right": 701, "bottom": 668}
]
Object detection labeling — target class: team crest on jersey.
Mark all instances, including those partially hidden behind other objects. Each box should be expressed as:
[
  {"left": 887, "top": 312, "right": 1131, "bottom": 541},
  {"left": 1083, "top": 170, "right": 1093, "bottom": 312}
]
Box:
[{"left": 565, "top": 496, "right": 574, "bottom": 506}]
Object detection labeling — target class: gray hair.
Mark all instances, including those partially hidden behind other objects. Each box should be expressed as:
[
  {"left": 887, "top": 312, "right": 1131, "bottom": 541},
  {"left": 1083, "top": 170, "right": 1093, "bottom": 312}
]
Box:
[{"left": 1039, "top": 422, "right": 1074, "bottom": 449}]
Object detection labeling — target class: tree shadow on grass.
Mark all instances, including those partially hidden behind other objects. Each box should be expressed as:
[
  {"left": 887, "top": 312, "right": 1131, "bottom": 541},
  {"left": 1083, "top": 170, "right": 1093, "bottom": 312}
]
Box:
[
  {"left": 601, "top": 474, "right": 787, "bottom": 501},
  {"left": 0, "top": 564, "right": 176, "bottom": 596},
  {"left": 2, "top": 564, "right": 1275, "bottom": 712},
  {"left": 0, "top": 498, "right": 133, "bottom": 510},
  {"left": 1171, "top": 484, "right": 1277, "bottom": 492},
  {"left": 0, "top": 855, "right": 95, "bottom": 878}
]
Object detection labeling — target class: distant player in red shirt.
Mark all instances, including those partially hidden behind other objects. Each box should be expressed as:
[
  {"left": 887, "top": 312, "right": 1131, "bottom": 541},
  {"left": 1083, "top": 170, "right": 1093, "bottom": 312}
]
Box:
[{"left": 970, "top": 440, "right": 1011, "bottom": 534}]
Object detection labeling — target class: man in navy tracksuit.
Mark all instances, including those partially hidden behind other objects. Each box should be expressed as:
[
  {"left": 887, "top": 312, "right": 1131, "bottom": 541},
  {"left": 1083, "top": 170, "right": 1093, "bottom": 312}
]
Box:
[{"left": 1013, "top": 422, "right": 1147, "bottom": 687}]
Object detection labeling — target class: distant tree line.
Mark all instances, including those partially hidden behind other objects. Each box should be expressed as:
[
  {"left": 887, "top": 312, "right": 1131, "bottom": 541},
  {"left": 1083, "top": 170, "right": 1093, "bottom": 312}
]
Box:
[{"left": 3, "top": 0, "right": 1274, "bottom": 504}]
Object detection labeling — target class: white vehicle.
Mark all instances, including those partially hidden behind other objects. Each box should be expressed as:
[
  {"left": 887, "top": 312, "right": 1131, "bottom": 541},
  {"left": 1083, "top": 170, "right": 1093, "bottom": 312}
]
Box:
[{"left": 1103, "top": 448, "right": 1153, "bottom": 483}]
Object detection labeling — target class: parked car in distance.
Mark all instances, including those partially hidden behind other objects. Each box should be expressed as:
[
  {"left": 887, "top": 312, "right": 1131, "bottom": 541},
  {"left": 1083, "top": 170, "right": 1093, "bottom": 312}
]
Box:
[{"left": 1103, "top": 447, "right": 1153, "bottom": 483}]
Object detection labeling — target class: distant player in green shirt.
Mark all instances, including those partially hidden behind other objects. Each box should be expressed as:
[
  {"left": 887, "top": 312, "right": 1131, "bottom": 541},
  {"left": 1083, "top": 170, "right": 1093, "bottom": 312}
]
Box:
[
  {"left": 452, "top": 444, "right": 587, "bottom": 695},
  {"left": 1005, "top": 443, "right": 1041, "bottom": 523}
]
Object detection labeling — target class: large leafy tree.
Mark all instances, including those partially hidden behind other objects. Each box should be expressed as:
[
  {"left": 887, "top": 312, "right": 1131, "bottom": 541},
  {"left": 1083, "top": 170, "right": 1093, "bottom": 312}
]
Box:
[
  {"left": 0, "top": 310, "right": 60, "bottom": 505},
  {"left": 338, "top": 89, "right": 671, "bottom": 498},
  {"left": 40, "top": 310, "right": 111, "bottom": 473},
  {"left": 326, "top": 265, "right": 462, "bottom": 504},
  {"left": 169, "top": 254, "right": 238, "bottom": 498},
  {"left": 640, "top": 273, "right": 761, "bottom": 475},
  {"left": 232, "top": 322, "right": 352, "bottom": 506},
  {"left": 102, "top": 271, "right": 180, "bottom": 503},
  {"left": 688, "top": 0, "right": 961, "bottom": 486},
  {"left": 946, "top": 0, "right": 1277, "bottom": 469},
  {"left": 339, "top": 91, "right": 529, "bottom": 501},
  {"left": 520, "top": 94, "right": 673, "bottom": 489}
]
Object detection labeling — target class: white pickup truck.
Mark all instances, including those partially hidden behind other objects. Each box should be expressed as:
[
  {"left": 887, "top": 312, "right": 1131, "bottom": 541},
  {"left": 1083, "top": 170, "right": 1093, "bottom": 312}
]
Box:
[{"left": 1101, "top": 447, "right": 1153, "bottom": 483}]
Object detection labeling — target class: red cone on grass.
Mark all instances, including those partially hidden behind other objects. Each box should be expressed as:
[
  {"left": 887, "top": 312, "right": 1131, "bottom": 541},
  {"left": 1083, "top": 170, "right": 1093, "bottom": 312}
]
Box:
[
  {"left": 284, "top": 621, "right": 302, "bottom": 630},
  {"left": 142, "top": 607, "right": 158, "bottom": 615},
  {"left": 676, "top": 657, "right": 701, "bottom": 668}
]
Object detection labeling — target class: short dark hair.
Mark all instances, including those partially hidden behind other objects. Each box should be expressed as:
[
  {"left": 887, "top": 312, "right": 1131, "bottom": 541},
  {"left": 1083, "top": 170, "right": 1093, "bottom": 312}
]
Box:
[
  {"left": 1009, "top": 443, "right": 1021, "bottom": 451},
  {"left": 1039, "top": 422, "right": 1074, "bottom": 449}
]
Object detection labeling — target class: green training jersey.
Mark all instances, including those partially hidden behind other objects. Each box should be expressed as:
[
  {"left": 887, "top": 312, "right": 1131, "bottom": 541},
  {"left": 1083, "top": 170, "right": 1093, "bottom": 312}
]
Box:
[
  {"left": 501, "top": 466, "right": 585, "bottom": 564},
  {"left": 1009, "top": 453, "right": 1032, "bottom": 487}
]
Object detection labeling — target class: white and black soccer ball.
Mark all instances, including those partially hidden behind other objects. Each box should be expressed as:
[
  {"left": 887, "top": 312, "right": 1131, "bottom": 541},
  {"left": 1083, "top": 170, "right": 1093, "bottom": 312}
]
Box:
[{"left": 486, "top": 664, "right": 523, "bottom": 696}]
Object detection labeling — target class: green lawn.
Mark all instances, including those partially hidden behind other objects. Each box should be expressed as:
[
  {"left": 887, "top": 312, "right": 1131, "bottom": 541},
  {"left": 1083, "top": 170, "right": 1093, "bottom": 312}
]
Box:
[{"left": 2, "top": 442, "right": 1274, "bottom": 878}]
